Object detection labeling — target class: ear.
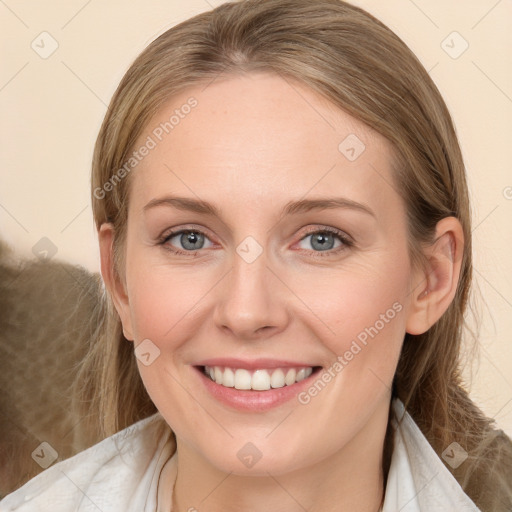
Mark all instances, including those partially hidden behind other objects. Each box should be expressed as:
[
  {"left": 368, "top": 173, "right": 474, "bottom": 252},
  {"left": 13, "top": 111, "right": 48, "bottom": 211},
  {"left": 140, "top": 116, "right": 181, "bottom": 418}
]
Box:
[
  {"left": 98, "top": 223, "right": 134, "bottom": 341},
  {"left": 405, "top": 216, "right": 464, "bottom": 335}
]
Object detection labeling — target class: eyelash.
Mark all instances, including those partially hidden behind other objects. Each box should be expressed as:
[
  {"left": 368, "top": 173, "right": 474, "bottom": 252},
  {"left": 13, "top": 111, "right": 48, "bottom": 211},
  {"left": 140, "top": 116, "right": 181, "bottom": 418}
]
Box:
[{"left": 157, "top": 226, "right": 353, "bottom": 258}]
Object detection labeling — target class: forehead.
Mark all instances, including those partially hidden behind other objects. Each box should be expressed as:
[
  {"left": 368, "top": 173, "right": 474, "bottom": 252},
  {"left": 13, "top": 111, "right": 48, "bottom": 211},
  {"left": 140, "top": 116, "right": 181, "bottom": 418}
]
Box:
[{"left": 129, "top": 72, "right": 401, "bottom": 218}]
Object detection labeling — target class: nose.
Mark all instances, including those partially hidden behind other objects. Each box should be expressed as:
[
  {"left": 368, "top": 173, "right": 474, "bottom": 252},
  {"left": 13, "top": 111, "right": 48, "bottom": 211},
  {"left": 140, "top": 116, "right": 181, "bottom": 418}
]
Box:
[{"left": 213, "top": 247, "right": 290, "bottom": 341}]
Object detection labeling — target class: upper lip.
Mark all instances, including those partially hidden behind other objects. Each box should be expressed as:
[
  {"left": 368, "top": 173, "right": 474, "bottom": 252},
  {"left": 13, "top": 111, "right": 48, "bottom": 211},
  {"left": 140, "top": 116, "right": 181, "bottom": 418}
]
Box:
[{"left": 194, "top": 358, "right": 321, "bottom": 370}]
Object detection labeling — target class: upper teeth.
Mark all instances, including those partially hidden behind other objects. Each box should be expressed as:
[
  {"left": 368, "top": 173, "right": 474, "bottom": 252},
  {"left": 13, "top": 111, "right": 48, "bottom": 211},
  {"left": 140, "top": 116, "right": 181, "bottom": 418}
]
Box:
[{"left": 204, "top": 365, "right": 313, "bottom": 391}]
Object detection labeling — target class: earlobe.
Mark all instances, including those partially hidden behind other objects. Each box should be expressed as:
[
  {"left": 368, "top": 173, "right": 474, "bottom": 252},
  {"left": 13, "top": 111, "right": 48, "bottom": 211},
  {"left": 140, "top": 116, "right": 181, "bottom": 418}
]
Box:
[
  {"left": 98, "top": 223, "right": 134, "bottom": 341},
  {"left": 405, "top": 217, "right": 464, "bottom": 335}
]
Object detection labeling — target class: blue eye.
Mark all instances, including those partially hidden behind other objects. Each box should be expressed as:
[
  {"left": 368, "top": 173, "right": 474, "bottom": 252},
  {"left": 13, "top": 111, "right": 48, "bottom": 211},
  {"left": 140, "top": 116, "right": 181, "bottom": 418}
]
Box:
[
  {"left": 158, "top": 226, "right": 352, "bottom": 258},
  {"left": 161, "top": 230, "right": 213, "bottom": 254},
  {"left": 299, "top": 231, "right": 340, "bottom": 251},
  {"left": 296, "top": 228, "right": 352, "bottom": 257}
]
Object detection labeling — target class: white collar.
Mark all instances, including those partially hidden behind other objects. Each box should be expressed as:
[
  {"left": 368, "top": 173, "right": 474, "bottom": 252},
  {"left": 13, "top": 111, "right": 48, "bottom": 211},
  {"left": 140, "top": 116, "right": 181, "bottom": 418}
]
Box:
[
  {"left": 154, "top": 398, "right": 480, "bottom": 511},
  {"left": 0, "top": 398, "right": 481, "bottom": 511},
  {"left": 381, "top": 398, "right": 480, "bottom": 511}
]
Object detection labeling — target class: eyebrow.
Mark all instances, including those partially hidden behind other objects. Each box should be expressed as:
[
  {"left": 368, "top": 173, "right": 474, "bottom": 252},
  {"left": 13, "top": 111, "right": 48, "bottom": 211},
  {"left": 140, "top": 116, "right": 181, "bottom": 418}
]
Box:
[{"left": 143, "top": 195, "right": 375, "bottom": 218}]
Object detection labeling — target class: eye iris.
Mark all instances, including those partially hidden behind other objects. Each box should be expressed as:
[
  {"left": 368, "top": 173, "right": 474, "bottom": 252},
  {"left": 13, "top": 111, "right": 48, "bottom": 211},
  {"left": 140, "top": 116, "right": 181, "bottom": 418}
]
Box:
[
  {"left": 173, "top": 231, "right": 339, "bottom": 252},
  {"left": 181, "top": 231, "right": 204, "bottom": 250},
  {"left": 311, "top": 232, "right": 335, "bottom": 251}
]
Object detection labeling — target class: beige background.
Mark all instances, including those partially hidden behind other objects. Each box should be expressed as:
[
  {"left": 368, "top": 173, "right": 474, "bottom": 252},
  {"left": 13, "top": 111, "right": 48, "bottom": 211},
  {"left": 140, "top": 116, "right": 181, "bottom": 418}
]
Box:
[{"left": 1, "top": 0, "right": 511, "bottom": 436}]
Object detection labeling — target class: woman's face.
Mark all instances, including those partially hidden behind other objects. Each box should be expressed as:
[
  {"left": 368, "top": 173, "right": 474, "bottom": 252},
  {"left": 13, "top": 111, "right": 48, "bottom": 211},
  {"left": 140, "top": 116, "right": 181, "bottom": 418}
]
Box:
[{"left": 112, "top": 72, "right": 424, "bottom": 475}]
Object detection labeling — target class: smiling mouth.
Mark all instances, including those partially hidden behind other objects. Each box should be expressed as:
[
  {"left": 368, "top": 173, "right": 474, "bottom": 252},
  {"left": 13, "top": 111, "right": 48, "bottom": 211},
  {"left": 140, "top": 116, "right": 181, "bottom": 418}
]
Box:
[{"left": 200, "top": 365, "right": 322, "bottom": 391}]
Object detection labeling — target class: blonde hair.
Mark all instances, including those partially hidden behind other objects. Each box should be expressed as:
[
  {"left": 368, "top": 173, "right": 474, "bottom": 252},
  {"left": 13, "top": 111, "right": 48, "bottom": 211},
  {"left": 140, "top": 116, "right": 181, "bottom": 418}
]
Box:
[{"left": 78, "top": 0, "right": 512, "bottom": 509}]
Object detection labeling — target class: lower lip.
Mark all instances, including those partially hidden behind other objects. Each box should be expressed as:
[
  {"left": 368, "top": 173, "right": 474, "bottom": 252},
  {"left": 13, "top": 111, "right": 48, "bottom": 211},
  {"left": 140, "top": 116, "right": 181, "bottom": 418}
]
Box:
[{"left": 194, "top": 366, "right": 321, "bottom": 412}]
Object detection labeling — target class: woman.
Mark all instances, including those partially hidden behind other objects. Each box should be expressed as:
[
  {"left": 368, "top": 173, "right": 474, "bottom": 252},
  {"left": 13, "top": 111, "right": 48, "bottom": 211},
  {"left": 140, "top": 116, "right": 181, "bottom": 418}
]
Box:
[{"left": 2, "top": 0, "right": 511, "bottom": 510}]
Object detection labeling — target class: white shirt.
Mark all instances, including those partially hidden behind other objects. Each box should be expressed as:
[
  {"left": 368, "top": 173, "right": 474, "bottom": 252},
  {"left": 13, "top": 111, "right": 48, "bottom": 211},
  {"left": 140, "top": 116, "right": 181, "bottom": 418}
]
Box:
[{"left": 0, "top": 398, "right": 481, "bottom": 511}]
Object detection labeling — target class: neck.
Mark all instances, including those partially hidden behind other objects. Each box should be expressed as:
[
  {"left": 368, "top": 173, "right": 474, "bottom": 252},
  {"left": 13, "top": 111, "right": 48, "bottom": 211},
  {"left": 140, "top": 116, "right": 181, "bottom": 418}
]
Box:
[{"left": 170, "top": 401, "right": 391, "bottom": 512}]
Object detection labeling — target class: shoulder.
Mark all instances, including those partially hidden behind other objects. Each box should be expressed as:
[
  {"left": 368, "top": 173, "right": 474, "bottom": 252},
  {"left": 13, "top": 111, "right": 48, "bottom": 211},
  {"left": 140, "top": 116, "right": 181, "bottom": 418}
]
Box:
[
  {"left": 0, "top": 413, "right": 174, "bottom": 512},
  {"left": 459, "top": 427, "right": 512, "bottom": 511},
  {"left": 384, "top": 398, "right": 482, "bottom": 511}
]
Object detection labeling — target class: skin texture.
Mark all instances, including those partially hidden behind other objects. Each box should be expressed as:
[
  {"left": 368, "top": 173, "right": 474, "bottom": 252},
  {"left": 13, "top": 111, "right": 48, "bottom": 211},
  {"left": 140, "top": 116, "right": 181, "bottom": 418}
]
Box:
[{"left": 99, "top": 72, "right": 464, "bottom": 512}]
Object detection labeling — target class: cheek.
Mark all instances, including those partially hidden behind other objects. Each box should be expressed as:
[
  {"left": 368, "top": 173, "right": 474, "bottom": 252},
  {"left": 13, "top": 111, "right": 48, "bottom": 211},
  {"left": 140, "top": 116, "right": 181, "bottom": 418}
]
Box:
[
  {"left": 288, "top": 253, "right": 411, "bottom": 385},
  {"left": 126, "top": 243, "right": 412, "bottom": 360},
  {"left": 288, "top": 261, "right": 410, "bottom": 439},
  {"left": 125, "top": 255, "right": 213, "bottom": 343},
  {"left": 296, "top": 256, "right": 409, "bottom": 335},
  {"left": 327, "top": 273, "right": 408, "bottom": 352}
]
